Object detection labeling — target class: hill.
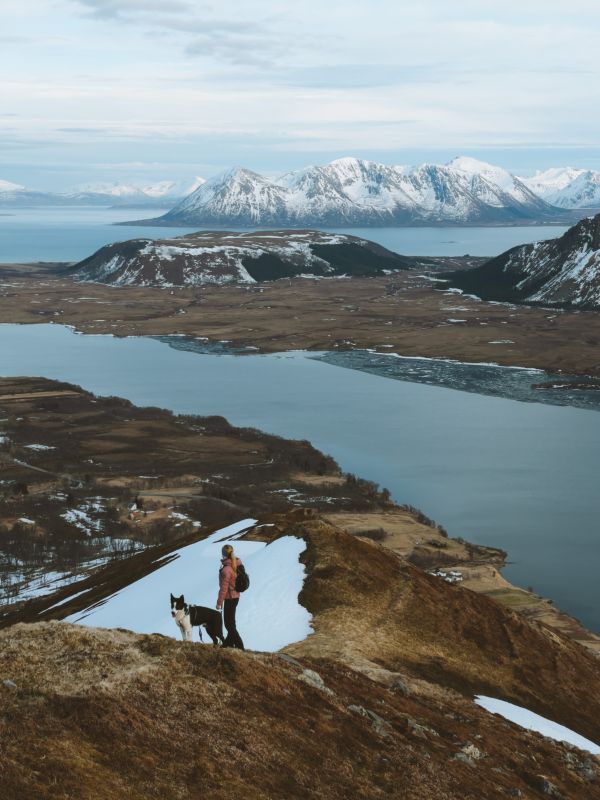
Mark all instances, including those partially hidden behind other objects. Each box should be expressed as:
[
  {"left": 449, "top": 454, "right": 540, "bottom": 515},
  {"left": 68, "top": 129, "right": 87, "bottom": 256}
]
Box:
[
  {"left": 70, "top": 230, "right": 413, "bottom": 286},
  {"left": 443, "top": 213, "right": 600, "bottom": 309},
  {"left": 2, "top": 513, "right": 600, "bottom": 799}
]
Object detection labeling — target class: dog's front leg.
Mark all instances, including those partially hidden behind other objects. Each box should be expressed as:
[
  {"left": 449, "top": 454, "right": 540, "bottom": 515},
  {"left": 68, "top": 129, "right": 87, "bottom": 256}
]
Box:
[
  {"left": 183, "top": 619, "right": 193, "bottom": 642},
  {"left": 177, "top": 623, "right": 187, "bottom": 642}
]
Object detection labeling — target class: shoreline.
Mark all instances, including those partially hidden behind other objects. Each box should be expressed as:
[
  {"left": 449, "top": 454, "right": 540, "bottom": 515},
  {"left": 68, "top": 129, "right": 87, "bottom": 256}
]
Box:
[{"left": 2, "top": 262, "right": 600, "bottom": 377}]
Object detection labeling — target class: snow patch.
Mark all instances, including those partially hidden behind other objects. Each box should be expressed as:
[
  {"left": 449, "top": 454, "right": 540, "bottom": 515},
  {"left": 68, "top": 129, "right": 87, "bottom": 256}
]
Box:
[
  {"left": 475, "top": 696, "right": 600, "bottom": 754},
  {"left": 66, "top": 519, "right": 313, "bottom": 652}
]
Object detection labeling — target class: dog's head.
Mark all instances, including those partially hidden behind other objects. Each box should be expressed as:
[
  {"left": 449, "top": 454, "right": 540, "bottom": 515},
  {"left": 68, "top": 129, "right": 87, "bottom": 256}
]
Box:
[{"left": 170, "top": 593, "right": 187, "bottom": 622}]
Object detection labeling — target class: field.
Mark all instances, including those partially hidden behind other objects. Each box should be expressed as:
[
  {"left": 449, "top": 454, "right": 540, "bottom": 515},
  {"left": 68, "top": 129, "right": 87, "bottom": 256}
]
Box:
[{"left": 2, "top": 260, "right": 600, "bottom": 375}]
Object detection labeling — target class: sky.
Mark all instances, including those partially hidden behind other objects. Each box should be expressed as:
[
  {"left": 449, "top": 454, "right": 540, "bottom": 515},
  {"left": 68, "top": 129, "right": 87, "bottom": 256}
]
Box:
[{"left": 2, "top": 0, "right": 600, "bottom": 190}]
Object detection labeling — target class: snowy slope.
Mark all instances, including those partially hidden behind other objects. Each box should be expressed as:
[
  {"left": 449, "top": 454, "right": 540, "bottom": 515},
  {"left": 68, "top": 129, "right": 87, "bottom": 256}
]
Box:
[
  {"left": 444, "top": 212, "right": 600, "bottom": 308},
  {"left": 66, "top": 519, "right": 313, "bottom": 652},
  {"left": 476, "top": 696, "right": 600, "bottom": 754},
  {"left": 448, "top": 156, "right": 549, "bottom": 210},
  {"left": 160, "top": 157, "right": 562, "bottom": 227},
  {"left": 520, "top": 167, "right": 600, "bottom": 209},
  {"left": 163, "top": 166, "right": 290, "bottom": 225}
]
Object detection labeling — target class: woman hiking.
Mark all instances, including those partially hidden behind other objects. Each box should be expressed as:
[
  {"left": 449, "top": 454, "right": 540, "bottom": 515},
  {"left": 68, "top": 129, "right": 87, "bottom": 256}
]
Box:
[{"left": 216, "top": 544, "right": 245, "bottom": 650}]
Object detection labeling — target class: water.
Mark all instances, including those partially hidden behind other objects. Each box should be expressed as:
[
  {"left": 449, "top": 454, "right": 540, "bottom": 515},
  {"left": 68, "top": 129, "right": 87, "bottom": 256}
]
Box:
[
  {"left": 1, "top": 323, "right": 599, "bottom": 632},
  {"left": 0, "top": 206, "right": 569, "bottom": 263}
]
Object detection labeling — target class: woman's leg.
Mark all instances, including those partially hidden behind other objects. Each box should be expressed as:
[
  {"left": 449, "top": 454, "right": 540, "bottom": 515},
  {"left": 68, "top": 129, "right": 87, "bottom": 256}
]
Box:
[{"left": 223, "top": 599, "right": 245, "bottom": 650}]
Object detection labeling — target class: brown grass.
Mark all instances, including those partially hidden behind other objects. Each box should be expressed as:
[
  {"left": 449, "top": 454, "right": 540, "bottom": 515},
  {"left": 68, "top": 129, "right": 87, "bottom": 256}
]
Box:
[
  {"left": 2, "top": 617, "right": 599, "bottom": 800},
  {"left": 3, "top": 263, "right": 600, "bottom": 375}
]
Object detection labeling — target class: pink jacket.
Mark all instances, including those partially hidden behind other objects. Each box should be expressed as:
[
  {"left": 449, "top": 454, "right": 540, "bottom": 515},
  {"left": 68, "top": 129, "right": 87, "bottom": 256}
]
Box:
[{"left": 217, "top": 558, "right": 241, "bottom": 607}]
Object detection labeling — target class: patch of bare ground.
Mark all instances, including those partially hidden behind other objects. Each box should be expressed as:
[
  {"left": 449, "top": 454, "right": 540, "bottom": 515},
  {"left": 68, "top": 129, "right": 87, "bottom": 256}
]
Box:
[
  {"left": 3, "top": 262, "right": 600, "bottom": 374},
  {"left": 2, "top": 517, "right": 600, "bottom": 799}
]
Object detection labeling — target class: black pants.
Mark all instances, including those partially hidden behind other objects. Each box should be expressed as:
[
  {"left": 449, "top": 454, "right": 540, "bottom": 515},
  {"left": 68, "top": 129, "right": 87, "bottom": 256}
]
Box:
[{"left": 223, "top": 598, "right": 245, "bottom": 650}]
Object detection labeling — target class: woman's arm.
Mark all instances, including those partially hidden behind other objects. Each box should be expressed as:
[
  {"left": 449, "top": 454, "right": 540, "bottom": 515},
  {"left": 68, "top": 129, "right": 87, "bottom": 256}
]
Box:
[{"left": 216, "top": 566, "right": 231, "bottom": 609}]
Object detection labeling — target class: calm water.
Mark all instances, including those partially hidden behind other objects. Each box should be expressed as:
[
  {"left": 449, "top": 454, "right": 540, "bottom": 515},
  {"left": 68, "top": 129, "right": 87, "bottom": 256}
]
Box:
[
  {"left": 0, "top": 206, "right": 569, "bottom": 263},
  {"left": 1, "top": 323, "right": 599, "bottom": 632}
]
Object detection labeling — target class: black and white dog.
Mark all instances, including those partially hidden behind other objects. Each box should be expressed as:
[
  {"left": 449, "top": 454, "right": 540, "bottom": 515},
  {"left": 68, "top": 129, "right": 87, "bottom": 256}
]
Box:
[{"left": 170, "top": 593, "right": 224, "bottom": 645}]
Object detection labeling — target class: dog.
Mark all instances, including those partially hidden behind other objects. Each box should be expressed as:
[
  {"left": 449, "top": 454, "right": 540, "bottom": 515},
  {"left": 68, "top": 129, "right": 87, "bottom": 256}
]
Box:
[{"left": 170, "top": 593, "right": 224, "bottom": 645}]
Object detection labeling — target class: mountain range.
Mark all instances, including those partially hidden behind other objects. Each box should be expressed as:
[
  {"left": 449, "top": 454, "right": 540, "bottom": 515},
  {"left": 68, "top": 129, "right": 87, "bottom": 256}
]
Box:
[
  {"left": 444, "top": 212, "right": 600, "bottom": 309},
  {"left": 0, "top": 177, "right": 205, "bottom": 208},
  {"left": 4, "top": 157, "right": 600, "bottom": 222},
  {"left": 153, "top": 156, "right": 563, "bottom": 227}
]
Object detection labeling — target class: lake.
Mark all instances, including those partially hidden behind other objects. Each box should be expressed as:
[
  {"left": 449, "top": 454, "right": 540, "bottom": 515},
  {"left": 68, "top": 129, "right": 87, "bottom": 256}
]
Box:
[
  {"left": 1, "top": 323, "right": 598, "bottom": 633},
  {"left": 0, "top": 205, "right": 569, "bottom": 263}
]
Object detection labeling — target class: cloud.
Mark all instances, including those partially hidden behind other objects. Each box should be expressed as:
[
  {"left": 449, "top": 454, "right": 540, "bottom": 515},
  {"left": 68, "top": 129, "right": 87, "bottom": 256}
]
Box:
[
  {"left": 72, "top": 0, "right": 292, "bottom": 66},
  {"left": 76, "top": 0, "right": 195, "bottom": 19}
]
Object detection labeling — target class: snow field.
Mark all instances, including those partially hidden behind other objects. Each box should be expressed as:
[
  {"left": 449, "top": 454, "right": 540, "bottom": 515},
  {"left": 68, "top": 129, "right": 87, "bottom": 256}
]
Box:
[{"left": 67, "top": 519, "right": 313, "bottom": 652}]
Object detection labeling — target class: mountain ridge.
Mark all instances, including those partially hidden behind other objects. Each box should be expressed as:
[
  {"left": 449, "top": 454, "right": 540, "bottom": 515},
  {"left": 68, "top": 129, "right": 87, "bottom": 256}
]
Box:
[
  {"left": 3, "top": 513, "right": 600, "bottom": 798},
  {"left": 520, "top": 167, "right": 600, "bottom": 209},
  {"left": 154, "top": 157, "right": 565, "bottom": 228},
  {"left": 443, "top": 212, "right": 600, "bottom": 308}
]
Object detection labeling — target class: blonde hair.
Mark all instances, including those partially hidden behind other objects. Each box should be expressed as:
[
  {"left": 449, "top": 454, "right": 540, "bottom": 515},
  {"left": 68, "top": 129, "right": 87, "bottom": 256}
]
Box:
[{"left": 222, "top": 544, "right": 237, "bottom": 573}]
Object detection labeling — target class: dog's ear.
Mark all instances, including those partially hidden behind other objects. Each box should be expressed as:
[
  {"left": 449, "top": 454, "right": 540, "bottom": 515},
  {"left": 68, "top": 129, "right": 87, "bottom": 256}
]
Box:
[
  {"left": 180, "top": 594, "right": 185, "bottom": 602},
  {"left": 170, "top": 593, "right": 174, "bottom": 601}
]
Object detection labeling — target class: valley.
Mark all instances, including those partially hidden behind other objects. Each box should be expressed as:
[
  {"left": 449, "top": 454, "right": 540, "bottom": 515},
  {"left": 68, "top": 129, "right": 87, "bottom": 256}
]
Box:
[
  {"left": 2, "top": 376, "right": 599, "bottom": 661},
  {"left": 2, "top": 216, "right": 600, "bottom": 798}
]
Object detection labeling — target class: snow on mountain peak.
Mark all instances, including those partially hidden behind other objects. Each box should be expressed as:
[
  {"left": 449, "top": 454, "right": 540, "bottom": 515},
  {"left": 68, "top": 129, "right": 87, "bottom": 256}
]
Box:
[
  {"left": 449, "top": 156, "right": 501, "bottom": 174},
  {"left": 0, "top": 178, "right": 26, "bottom": 193},
  {"left": 129, "top": 156, "right": 566, "bottom": 226},
  {"left": 448, "top": 156, "right": 519, "bottom": 193},
  {"left": 519, "top": 167, "right": 600, "bottom": 208}
]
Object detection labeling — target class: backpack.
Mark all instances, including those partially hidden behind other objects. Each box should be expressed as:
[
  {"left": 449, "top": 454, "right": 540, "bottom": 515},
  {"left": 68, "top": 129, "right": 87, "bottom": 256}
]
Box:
[{"left": 235, "top": 564, "right": 250, "bottom": 593}]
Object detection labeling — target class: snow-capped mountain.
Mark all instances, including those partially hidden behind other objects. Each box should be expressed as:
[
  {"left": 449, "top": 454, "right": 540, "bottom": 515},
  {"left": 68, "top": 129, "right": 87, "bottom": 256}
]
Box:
[
  {"left": 156, "top": 157, "right": 564, "bottom": 228},
  {"left": 444, "top": 212, "right": 600, "bottom": 308},
  {"left": 0, "top": 179, "right": 68, "bottom": 207},
  {"left": 0, "top": 178, "right": 25, "bottom": 193},
  {"left": 520, "top": 167, "right": 600, "bottom": 209},
  {"left": 71, "top": 229, "right": 412, "bottom": 286},
  {"left": 0, "top": 176, "right": 205, "bottom": 207},
  {"left": 162, "top": 167, "right": 290, "bottom": 225},
  {"left": 65, "top": 177, "right": 205, "bottom": 206}
]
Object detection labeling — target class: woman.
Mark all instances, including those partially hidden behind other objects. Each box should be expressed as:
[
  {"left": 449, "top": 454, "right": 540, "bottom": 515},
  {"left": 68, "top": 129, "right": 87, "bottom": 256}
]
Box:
[{"left": 216, "top": 544, "right": 245, "bottom": 650}]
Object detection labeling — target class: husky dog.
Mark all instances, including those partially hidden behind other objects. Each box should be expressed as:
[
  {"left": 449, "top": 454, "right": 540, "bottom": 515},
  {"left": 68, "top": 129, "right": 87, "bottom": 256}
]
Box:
[{"left": 170, "top": 593, "right": 224, "bottom": 645}]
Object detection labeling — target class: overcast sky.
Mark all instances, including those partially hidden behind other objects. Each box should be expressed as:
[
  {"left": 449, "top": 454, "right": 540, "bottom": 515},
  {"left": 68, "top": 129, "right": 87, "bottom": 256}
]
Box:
[{"left": 2, "top": 0, "right": 600, "bottom": 189}]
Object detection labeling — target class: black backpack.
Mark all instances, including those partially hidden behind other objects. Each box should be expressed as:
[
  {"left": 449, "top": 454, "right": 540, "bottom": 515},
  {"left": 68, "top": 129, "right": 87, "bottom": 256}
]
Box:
[{"left": 235, "top": 564, "right": 250, "bottom": 593}]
